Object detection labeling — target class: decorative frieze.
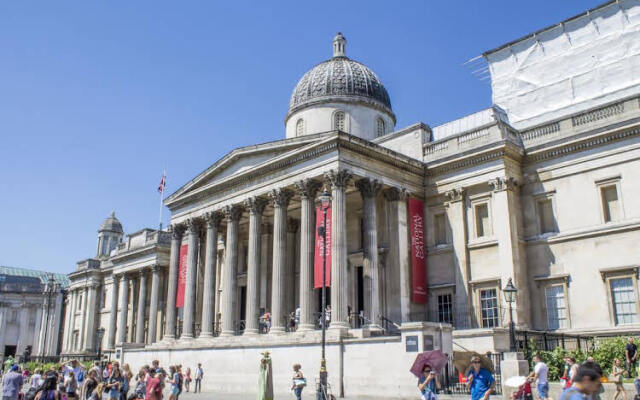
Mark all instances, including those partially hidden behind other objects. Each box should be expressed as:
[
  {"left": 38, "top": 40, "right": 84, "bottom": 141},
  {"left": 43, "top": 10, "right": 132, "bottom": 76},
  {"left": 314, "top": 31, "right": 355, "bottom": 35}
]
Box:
[{"left": 572, "top": 101, "right": 624, "bottom": 127}]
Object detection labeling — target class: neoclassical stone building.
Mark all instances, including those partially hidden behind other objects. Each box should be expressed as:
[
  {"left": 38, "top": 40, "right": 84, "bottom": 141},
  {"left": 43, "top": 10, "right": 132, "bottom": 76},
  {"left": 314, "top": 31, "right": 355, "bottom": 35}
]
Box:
[{"left": 66, "top": 1, "right": 640, "bottom": 396}]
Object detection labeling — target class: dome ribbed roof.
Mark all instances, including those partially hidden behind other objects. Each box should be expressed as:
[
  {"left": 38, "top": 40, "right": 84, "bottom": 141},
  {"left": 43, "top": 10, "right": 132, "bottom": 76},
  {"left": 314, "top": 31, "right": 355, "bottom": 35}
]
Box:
[
  {"left": 99, "top": 211, "right": 123, "bottom": 233},
  {"left": 287, "top": 33, "right": 393, "bottom": 119}
]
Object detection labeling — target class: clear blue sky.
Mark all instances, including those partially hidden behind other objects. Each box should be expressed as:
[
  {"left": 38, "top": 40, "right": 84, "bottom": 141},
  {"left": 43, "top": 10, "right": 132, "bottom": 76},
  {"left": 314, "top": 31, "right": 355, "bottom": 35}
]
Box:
[{"left": 0, "top": 1, "right": 603, "bottom": 274}]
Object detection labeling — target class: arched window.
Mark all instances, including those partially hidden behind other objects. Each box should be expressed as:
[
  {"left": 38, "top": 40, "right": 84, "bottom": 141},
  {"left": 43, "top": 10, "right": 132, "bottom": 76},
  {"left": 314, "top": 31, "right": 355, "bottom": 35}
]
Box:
[
  {"left": 296, "top": 119, "right": 305, "bottom": 136},
  {"left": 376, "top": 117, "right": 385, "bottom": 137},
  {"left": 333, "top": 111, "right": 346, "bottom": 131}
]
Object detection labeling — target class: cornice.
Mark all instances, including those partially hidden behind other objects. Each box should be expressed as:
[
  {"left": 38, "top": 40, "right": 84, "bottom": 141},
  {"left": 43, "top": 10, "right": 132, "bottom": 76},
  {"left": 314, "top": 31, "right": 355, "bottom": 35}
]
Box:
[{"left": 109, "top": 243, "right": 170, "bottom": 264}]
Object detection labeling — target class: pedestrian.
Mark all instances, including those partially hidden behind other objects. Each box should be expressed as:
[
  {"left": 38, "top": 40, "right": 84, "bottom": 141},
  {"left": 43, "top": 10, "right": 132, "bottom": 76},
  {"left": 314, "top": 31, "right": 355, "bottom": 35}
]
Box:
[
  {"left": 64, "top": 371, "right": 79, "bottom": 399},
  {"left": 628, "top": 338, "right": 638, "bottom": 378},
  {"left": 132, "top": 368, "right": 147, "bottom": 399},
  {"left": 263, "top": 310, "right": 271, "bottom": 333},
  {"left": 291, "top": 364, "right": 306, "bottom": 400},
  {"left": 258, "top": 352, "right": 274, "bottom": 400},
  {"left": 122, "top": 364, "right": 133, "bottom": 400},
  {"left": 168, "top": 366, "right": 181, "bottom": 400},
  {"left": 87, "top": 383, "right": 104, "bottom": 400},
  {"left": 183, "top": 368, "right": 191, "bottom": 392},
  {"left": 559, "top": 362, "right": 602, "bottom": 400},
  {"left": 2, "top": 365, "right": 23, "bottom": 400},
  {"left": 144, "top": 372, "right": 162, "bottom": 400},
  {"left": 31, "top": 369, "right": 44, "bottom": 390},
  {"left": 510, "top": 378, "right": 533, "bottom": 400},
  {"left": 34, "top": 374, "right": 61, "bottom": 400},
  {"left": 80, "top": 369, "right": 99, "bottom": 400},
  {"left": 418, "top": 364, "right": 438, "bottom": 400},
  {"left": 103, "top": 363, "right": 111, "bottom": 382},
  {"left": 466, "top": 356, "right": 495, "bottom": 400},
  {"left": 90, "top": 362, "right": 102, "bottom": 383},
  {"left": 288, "top": 312, "right": 296, "bottom": 332},
  {"left": 612, "top": 358, "right": 628, "bottom": 400},
  {"left": 530, "top": 354, "right": 549, "bottom": 400},
  {"left": 106, "top": 366, "right": 123, "bottom": 400},
  {"left": 295, "top": 307, "right": 300, "bottom": 328},
  {"left": 4, "top": 355, "right": 15, "bottom": 372},
  {"left": 565, "top": 357, "right": 579, "bottom": 388},
  {"left": 194, "top": 364, "right": 203, "bottom": 394}
]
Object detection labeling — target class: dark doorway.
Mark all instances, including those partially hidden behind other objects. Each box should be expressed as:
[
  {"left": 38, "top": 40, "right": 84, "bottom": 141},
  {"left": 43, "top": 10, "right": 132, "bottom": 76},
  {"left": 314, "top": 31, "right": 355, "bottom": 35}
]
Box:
[
  {"left": 240, "top": 286, "right": 247, "bottom": 322},
  {"left": 357, "top": 266, "right": 364, "bottom": 325},
  {"left": 4, "top": 345, "right": 16, "bottom": 357},
  {"left": 316, "top": 287, "right": 331, "bottom": 311}
]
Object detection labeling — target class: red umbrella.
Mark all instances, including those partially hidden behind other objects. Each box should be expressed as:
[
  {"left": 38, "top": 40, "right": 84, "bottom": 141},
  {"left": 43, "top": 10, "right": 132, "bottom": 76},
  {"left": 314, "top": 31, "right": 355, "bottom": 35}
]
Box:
[{"left": 410, "top": 350, "right": 449, "bottom": 378}]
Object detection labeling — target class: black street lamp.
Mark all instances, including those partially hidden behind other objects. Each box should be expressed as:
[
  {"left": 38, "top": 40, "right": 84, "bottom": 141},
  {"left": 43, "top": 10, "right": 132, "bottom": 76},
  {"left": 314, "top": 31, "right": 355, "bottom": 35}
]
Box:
[
  {"left": 503, "top": 278, "right": 518, "bottom": 352},
  {"left": 316, "top": 188, "right": 331, "bottom": 400},
  {"left": 96, "top": 328, "right": 105, "bottom": 360}
]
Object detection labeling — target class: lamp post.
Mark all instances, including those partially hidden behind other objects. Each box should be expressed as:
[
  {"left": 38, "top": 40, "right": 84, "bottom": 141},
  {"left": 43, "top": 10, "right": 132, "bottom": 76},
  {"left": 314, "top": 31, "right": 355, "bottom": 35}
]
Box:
[
  {"left": 503, "top": 278, "right": 518, "bottom": 352},
  {"left": 96, "top": 328, "right": 105, "bottom": 360},
  {"left": 41, "top": 274, "right": 57, "bottom": 358},
  {"left": 316, "top": 188, "right": 331, "bottom": 400}
]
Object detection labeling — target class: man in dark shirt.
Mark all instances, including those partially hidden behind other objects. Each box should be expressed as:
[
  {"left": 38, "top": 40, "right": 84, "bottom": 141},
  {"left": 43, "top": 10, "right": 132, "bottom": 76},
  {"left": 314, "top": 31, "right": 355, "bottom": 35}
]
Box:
[{"left": 626, "top": 337, "right": 638, "bottom": 378}]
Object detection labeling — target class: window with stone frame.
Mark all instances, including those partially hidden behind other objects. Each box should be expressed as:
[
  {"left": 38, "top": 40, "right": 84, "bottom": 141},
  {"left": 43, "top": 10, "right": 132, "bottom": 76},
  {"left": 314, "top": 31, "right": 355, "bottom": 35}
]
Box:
[
  {"left": 474, "top": 202, "right": 491, "bottom": 238},
  {"left": 296, "top": 119, "right": 305, "bottom": 136},
  {"left": 600, "top": 184, "right": 621, "bottom": 223},
  {"left": 480, "top": 288, "right": 499, "bottom": 328},
  {"left": 537, "top": 196, "right": 557, "bottom": 234},
  {"left": 376, "top": 117, "right": 385, "bottom": 137},
  {"left": 610, "top": 277, "right": 638, "bottom": 325},
  {"left": 100, "top": 286, "right": 106, "bottom": 309},
  {"left": 9, "top": 309, "right": 18, "bottom": 323},
  {"left": 437, "top": 293, "right": 453, "bottom": 324},
  {"left": 333, "top": 111, "right": 346, "bottom": 131},
  {"left": 29, "top": 309, "right": 36, "bottom": 326},
  {"left": 545, "top": 285, "right": 567, "bottom": 329},
  {"left": 77, "top": 295, "right": 82, "bottom": 310},
  {"left": 434, "top": 213, "right": 447, "bottom": 245}
]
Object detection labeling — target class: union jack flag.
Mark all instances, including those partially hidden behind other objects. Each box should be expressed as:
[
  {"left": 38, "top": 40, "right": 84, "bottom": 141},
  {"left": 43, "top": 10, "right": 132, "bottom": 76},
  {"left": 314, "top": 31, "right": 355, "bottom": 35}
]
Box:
[{"left": 157, "top": 173, "right": 166, "bottom": 194}]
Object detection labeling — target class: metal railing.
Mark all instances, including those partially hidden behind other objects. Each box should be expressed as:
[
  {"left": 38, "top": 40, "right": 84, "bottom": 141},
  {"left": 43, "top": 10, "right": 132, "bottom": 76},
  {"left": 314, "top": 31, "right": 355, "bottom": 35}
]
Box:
[
  {"left": 440, "top": 353, "right": 503, "bottom": 395},
  {"left": 380, "top": 316, "right": 401, "bottom": 336}
]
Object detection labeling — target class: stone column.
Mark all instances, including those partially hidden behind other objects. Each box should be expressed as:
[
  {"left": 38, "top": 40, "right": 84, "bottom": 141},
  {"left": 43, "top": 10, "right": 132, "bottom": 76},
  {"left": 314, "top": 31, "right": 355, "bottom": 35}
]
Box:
[
  {"left": 201, "top": 211, "right": 223, "bottom": 338},
  {"left": 295, "top": 179, "right": 321, "bottom": 331},
  {"left": 83, "top": 283, "right": 98, "bottom": 352},
  {"left": 0, "top": 310, "right": 5, "bottom": 358},
  {"left": 286, "top": 218, "right": 299, "bottom": 316},
  {"left": 17, "top": 307, "right": 29, "bottom": 355},
  {"left": 148, "top": 266, "right": 161, "bottom": 344},
  {"left": 384, "top": 187, "right": 411, "bottom": 323},
  {"left": 164, "top": 224, "right": 185, "bottom": 340},
  {"left": 182, "top": 218, "right": 201, "bottom": 339},
  {"left": 117, "top": 274, "right": 130, "bottom": 344},
  {"left": 444, "top": 187, "right": 471, "bottom": 328},
  {"left": 78, "top": 287, "right": 88, "bottom": 350},
  {"left": 269, "top": 188, "right": 294, "bottom": 333},
  {"left": 357, "top": 178, "right": 383, "bottom": 329},
  {"left": 135, "top": 271, "right": 148, "bottom": 343},
  {"left": 241, "top": 198, "right": 266, "bottom": 334},
  {"left": 66, "top": 290, "right": 77, "bottom": 352},
  {"left": 49, "top": 292, "right": 64, "bottom": 355},
  {"left": 260, "top": 224, "right": 272, "bottom": 311},
  {"left": 107, "top": 276, "right": 120, "bottom": 349},
  {"left": 325, "top": 169, "right": 352, "bottom": 330},
  {"left": 221, "top": 205, "right": 243, "bottom": 336},
  {"left": 61, "top": 295, "right": 72, "bottom": 353},
  {"left": 489, "top": 177, "right": 530, "bottom": 326}
]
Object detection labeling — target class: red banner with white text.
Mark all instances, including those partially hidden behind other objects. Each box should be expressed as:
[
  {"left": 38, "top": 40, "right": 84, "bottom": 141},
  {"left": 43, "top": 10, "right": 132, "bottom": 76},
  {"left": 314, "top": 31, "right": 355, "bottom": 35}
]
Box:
[
  {"left": 314, "top": 206, "right": 332, "bottom": 288},
  {"left": 176, "top": 244, "right": 188, "bottom": 308},
  {"left": 409, "top": 197, "right": 427, "bottom": 304}
]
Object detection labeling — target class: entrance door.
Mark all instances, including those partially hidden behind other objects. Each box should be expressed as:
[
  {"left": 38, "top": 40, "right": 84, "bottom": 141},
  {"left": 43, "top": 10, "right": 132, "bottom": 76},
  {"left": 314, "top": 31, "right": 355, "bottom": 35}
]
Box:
[
  {"left": 240, "top": 286, "right": 247, "bottom": 324},
  {"left": 4, "top": 345, "right": 16, "bottom": 357},
  {"left": 356, "top": 266, "right": 364, "bottom": 327}
]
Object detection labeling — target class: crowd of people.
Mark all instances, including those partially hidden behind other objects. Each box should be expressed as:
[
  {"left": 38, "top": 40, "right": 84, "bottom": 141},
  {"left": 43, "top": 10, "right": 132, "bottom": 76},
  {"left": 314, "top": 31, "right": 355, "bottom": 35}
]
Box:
[{"left": 0, "top": 358, "right": 205, "bottom": 400}]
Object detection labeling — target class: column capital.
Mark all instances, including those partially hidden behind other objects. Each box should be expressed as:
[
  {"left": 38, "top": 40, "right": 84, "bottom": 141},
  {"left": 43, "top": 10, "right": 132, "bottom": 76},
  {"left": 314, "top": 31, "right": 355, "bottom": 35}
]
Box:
[
  {"left": 383, "top": 186, "right": 408, "bottom": 201},
  {"left": 138, "top": 269, "right": 147, "bottom": 279},
  {"left": 356, "top": 178, "right": 382, "bottom": 198},
  {"left": 269, "top": 188, "right": 294, "bottom": 208},
  {"left": 444, "top": 187, "right": 466, "bottom": 203},
  {"left": 170, "top": 224, "right": 186, "bottom": 240},
  {"left": 244, "top": 196, "right": 268, "bottom": 215},
  {"left": 324, "top": 169, "right": 352, "bottom": 189},
  {"left": 185, "top": 217, "right": 204, "bottom": 235},
  {"left": 294, "top": 179, "right": 322, "bottom": 200},
  {"left": 150, "top": 264, "right": 163, "bottom": 273},
  {"left": 287, "top": 218, "right": 299, "bottom": 233},
  {"left": 488, "top": 176, "right": 518, "bottom": 192},
  {"left": 224, "top": 204, "right": 244, "bottom": 222},
  {"left": 205, "top": 211, "right": 224, "bottom": 229}
]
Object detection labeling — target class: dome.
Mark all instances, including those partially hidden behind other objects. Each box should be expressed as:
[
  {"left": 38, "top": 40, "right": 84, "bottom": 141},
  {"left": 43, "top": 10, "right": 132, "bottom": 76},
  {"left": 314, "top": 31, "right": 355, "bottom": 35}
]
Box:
[
  {"left": 99, "top": 211, "right": 123, "bottom": 233},
  {"left": 287, "top": 33, "right": 394, "bottom": 122}
]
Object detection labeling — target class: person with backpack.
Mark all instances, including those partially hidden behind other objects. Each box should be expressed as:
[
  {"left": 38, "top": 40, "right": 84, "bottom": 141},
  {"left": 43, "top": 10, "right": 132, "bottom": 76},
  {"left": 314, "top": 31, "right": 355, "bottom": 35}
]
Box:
[
  {"left": 559, "top": 362, "right": 603, "bottom": 400},
  {"left": 168, "top": 366, "right": 181, "bottom": 400}
]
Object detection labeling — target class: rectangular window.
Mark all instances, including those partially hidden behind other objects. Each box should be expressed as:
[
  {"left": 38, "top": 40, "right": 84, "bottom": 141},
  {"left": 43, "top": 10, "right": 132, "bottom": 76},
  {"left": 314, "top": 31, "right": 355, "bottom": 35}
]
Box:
[
  {"left": 480, "top": 288, "right": 499, "bottom": 328},
  {"left": 77, "top": 295, "right": 83, "bottom": 310},
  {"left": 538, "top": 198, "right": 556, "bottom": 234},
  {"left": 437, "top": 293, "right": 453, "bottom": 323},
  {"left": 611, "top": 278, "right": 638, "bottom": 325},
  {"left": 475, "top": 203, "right": 491, "bottom": 238},
  {"left": 601, "top": 185, "right": 620, "bottom": 223},
  {"left": 434, "top": 214, "right": 447, "bottom": 245},
  {"left": 545, "top": 285, "right": 567, "bottom": 329}
]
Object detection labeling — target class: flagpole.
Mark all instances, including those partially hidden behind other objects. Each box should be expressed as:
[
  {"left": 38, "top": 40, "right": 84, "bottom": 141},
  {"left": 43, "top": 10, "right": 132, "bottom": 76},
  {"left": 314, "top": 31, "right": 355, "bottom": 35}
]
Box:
[{"left": 158, "top": 169, "right": 165, "bottom": 231}]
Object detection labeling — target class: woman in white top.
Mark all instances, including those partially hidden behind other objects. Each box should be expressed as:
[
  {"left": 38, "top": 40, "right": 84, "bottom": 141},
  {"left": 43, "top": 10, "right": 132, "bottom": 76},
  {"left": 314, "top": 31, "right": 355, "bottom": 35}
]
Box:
[{"left": 31, "top": 368, "right": 44, "bottom": 389}]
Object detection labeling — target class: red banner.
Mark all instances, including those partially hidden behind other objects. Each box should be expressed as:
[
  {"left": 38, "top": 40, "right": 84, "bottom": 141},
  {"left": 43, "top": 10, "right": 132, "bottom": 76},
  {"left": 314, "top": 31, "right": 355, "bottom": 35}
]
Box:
[
  {"left": 314, "top": 205, "right": 332, "bottom": 288},
  {"left": 176, "top": 244, "right": 188, "bottom": 308},
  {"left": 409, "top": 197, "right": 427, "bottom": 304}
]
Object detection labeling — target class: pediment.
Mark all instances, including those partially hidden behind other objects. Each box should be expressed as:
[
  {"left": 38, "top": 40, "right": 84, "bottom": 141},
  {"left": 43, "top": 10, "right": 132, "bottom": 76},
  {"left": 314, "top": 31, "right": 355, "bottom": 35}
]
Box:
[{"left": 166, "top": 134, "right": 330, "bottom": 205}]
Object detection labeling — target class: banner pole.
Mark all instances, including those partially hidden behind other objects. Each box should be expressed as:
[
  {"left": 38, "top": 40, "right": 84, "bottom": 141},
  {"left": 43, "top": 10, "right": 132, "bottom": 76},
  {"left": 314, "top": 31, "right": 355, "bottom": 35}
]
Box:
[{"left": 158, "top": 169, "right": 165, "bottom": 231}]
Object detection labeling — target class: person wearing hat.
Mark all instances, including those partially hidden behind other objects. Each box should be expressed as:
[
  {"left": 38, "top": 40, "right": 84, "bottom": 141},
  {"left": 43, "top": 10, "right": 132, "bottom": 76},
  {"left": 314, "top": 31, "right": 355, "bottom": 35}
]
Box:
[
  {"left": 467, "top": 356, "right": 495, "bottom": 400},
  {"left": 2, "top": 364, "right": 23, "bottom": 400}
]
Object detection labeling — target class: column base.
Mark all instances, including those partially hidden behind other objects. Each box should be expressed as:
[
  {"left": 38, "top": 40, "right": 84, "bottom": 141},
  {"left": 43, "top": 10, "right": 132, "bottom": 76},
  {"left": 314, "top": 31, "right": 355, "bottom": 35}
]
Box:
[
  {"left": 268, "top": 326, "right": 286, "bottom": 334},
  {"left": 198, "top": 332, "right": 214, "bottom": 339},
  {"left": 329, "top": 321, "right": 350, "bottom": 330},
  {"left": 243, "top": 328, "right": 260, "bottom": 335},
  {"left": 219, "top": 330, "right": 235, "bottom": 337},
  {"left": 296, "top": 324, "right": 315, "bottom": 332},
  {"left": 179, "top": 334, "right": 195, "bottom": 342}
]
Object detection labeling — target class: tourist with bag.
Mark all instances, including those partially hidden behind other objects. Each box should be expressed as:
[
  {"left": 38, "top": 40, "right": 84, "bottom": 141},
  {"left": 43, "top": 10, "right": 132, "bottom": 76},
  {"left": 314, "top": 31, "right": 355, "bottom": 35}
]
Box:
[
  {"left": 559, "top": 362, "right": 602, "bottom": 400},
  {"left": 291, "top": 364, "right": 306, "bottom": 400},
  {"left": 613, "top": 358, "right": 628, "bottom": 400}
]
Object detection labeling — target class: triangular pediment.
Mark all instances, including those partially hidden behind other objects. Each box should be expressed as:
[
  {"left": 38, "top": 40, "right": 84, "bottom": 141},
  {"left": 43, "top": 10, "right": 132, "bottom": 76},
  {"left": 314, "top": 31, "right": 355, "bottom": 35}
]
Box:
[{"left": 165, "top": 133, "right": 332, "bottom": 205}]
